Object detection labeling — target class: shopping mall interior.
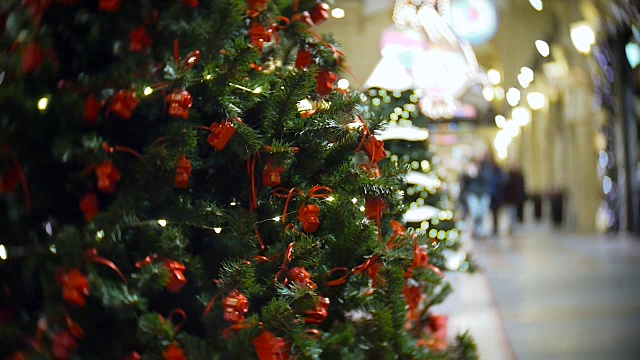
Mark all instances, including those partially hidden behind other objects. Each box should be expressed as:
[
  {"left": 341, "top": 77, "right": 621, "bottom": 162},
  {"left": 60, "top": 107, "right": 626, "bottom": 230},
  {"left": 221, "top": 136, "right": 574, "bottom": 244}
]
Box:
[{"left": 318, "top": 0, "right": 640, "bottom": 358}]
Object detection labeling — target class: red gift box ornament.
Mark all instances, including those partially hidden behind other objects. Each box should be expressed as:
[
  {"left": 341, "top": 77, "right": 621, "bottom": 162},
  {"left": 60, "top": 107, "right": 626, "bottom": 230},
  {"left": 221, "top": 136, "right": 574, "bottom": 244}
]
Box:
[
  {"left": 253, "top": 331, "right": 292, "bottom": 360},
  {"left": 61, "top": 268, "right": 90, "bottom": 307},
  {"left": 298, "top": 204, "right": 320, "bottom": 233},
  {"left": 51, "top": 330, "right": 78, "bottom": 360},
  {"left": 287, "top": 267, "right": 317, "bottom": 291},
  {"left": 413, "top": 244, "right": 429, "bottom": 270},
  {"left": 80, "top": 192, "right": 99, "bottom": 222},
  {"left": 95, "top": 160, "right": 121, "bottom": 193},
  {"left": 207, "top": 121, "right": 237, "bottom": 151},
  {"left": 403, "top": 282, "right": 423, "bottom": 321},
  {"left": 181, "top": 0, "right": 198, "bottom": 8},
  {"left": 175, "top": 156, "right": 192, "bottom": 188},
  {"left": 262, "top": 157, "right": 284, "bottom": 188},
  {"left": 295, "top": 48, "right": 313, "bottom": 69},
  {"left": 163, "top": 343, "right": 186, "bottom": 360},
  {"left": 365, "top": 198, "right": 386, "bottom": 221},
  {"left": 304, "top": 295, "right": 330, "bottom": 324},
  {"left": 247, "top": 0, "right": 268, "bottom": 11},
  {"left": 129, "top": 26, "right": 152, "bottom": 53},
  {"left": 110, "top": 90, "right": 139, "bottom": 120},
  {"left": 221, "top": 289, "right": 249, "bottom": 323},
  {"left": 248, "top": 21, "right": 272, "bottom": 52},
  {"left": 83, "top": 94, "right": 102, "bottom": 124},
  {"left": 309, "top": 2, "right": 330, "bottom": 25},
  {"left": 22, "top": 42, "right": 44, "bottom": 74},
  {"left": 167, "top": 90, "right": 193, "bottom": 119},
  {"left": 364, "top": 136, "right": 387, "bottom": 164},
  {"left": 163, "top": 259, "right": 187, "bottom": 292},
  {"left": 316, "top": 70, "right": 337, "bottom": 96},
  {"left": 99, "top": 0, "right": 120, "bottom": 12}
]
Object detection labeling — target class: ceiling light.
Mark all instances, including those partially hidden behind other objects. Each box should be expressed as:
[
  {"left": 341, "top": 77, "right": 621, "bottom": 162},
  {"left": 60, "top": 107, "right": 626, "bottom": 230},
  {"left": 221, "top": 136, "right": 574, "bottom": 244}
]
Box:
[
  {"left": 487, "top": 69, "right": 501, "bottom": 84},
  {"left": 331, "top": 8, "right": 345, "bottom": 19},
  {"left": 571, "top": 22, "right": 596, "bottom": 54},
  {"left": 527, "top": 92, "right": 546, "bottom": 110},
  {"left": 535, "top": 40, "right": 550, "bottom": 57}
]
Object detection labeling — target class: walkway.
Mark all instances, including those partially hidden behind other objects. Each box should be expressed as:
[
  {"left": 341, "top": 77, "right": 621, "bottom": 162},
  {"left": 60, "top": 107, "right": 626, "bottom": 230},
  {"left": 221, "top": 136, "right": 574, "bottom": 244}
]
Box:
[{"left": 439, "top": 227, "right": 640, "bottom": 359}]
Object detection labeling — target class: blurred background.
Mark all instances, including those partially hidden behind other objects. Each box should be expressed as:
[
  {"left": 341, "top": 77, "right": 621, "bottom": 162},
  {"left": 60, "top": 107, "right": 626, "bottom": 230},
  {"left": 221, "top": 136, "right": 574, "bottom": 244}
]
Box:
[{"left": 317, "top": 0, "right": 640, "bottom": 358}]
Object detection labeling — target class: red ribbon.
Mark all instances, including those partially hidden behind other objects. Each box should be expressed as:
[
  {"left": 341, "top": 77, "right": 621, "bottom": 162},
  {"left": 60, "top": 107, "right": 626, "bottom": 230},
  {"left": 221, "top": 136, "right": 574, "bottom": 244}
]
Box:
[
  {"left": 102, "top": 142, "right": 150, "bottom": 170},
  {"left": 173, "top": 40, "right": 200, "bottom": 72},
  {"left": 83, "top": 248, "right": 127, "bottom": 284},
  {"left": 353, "top": 115, "right": 372, "bottom": 155},
  {"left": 274, "top": 242, "right": 297, "bottom": 286},
  {"left": 324, "top": 267, "right": 349, "bottom": 287},
  {"left": 272, "top": 186, "right": 333, "bottom": 224},
  {"left": 66, "top": 316, "right": 84, "bottom": 339},
  {"left": 162, "top": 308, "right": 187, "bottom": 334}
]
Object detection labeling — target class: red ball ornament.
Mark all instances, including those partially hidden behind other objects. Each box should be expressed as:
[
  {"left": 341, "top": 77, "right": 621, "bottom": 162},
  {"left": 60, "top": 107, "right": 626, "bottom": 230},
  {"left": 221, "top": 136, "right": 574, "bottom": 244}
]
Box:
[
  {"left": 83, "top": 94, "right": 102, "bottom": 124},
  {"left": 181, "top": 0, "right": 198, "bottom": 7},
  {"left": 167, "top": 90, "right": 193, "bottom": 119},
  {"left": 80, "top": 192, "right": 99, "bottom": 222},
  {"left": 309, "top": 2, "right": 330, "bottom": 25},
  {"left": 22, "top": 42, "right": 44, "bottom": 74},
  {"left": 295, "top": 48, "right": 313, "bottom": 69},
  {"left": 163, "top": 259, "right": 187, "bottom": 292},
  {"left": 129, "top": 27, "right": 152, "bottom": 53},
  {"left": 95, "top": 160, "right": 121, "bottom": 193},
  {"left": 365, "top": 198, "right": 386, "bottom": 220},
  {"left": 247, "top": 0, "right": 268, "bottom": 11},
  {"left": 221, "top": 289, "right": 249, "bottom": 323},
  {"left": 298, "top": 204, "right": 320, "bottom": 233},
  {"left": 61, "top": 269, "right": 90, "bottom": 307},
  {"left": 110, "top": 90, "right": 139, "bottom": 120},
  {"left": 304, "top": 295, "right": 330, "bottom": 324},
  {"left": 174, "top": 156, "right": 192, "bottom": 188},
  {"left": 51, "top": 331, "right": 78, "bottom": 360},
  {"left": 253, "top": 331, "right": 292, "bottom": 360},
  {"left": 98, "top": 0, "right": 120, "bottom": 11},
  {"left": 163, "top": 343, "right": 186, "bottom": 360},
  {"left": 316, "top": 70, "right": 337, "bottom": 96},
  {"left": 262, "top": 158, "right": 284, "bottom": 187},
  {"left": 207, "top": 121, "right": 237, "bottom": 151},
  {"left": 248, "top": 21, "right": 272, "bottom": 52},
  {"left": 287, "top": 267, "right": 317, "bottom": 290},
  {"left": 99, "top": 0, "right": 120, "bottom": 11},
  {"left": 363, "top": 136, "right": 386, "bottom": 164}
]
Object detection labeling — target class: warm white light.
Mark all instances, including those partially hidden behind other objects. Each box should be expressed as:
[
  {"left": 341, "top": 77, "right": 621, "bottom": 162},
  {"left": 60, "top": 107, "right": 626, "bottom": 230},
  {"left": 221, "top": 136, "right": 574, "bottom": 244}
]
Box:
[
  {"left": 520, "top": 67, "right": 534, "bottom": 83},
  {"left": 506, "top": 88, "right": 521, "bottom": 106},
  {"left": 517, "top": 74, "right": 531, "bottom": 88},
  {"left": 96, "top": 230, "right": 105, "bottom": 240},
  {"left": 512, "top": 107, "right": 531, "bottom": 126},
  {"left": 37, "top": 97, "right": 49, "bottom": 110},
  {"left": 49, "top": 244, "right": 57, "bottom": 254},
  {"left": 331, "top": 8, "right": 345, "bottom": 19},
  {"left": 494, "top": 86, "right": 505, "bottom": 100},
  {"left": 495, "top": 115, "right": 506, "bottom": 128},
  {"left": 326, "top": 196, "right": 335, "bottom": 202},
  {"left": 213, "top": 227, "right": 222, "bottom": 234},
  {"left": 337, "top": 79, "right": 350, "bottom": 90},
  {"left": 571, "top": 22, "right": 596, "bottom": 54},
  {"left": 273, "top": 216, "right": 281, "bottom": 222},
  {"left": 503, "top": 120, "right": 520, "bottom": 137},
  {"left": 482, "top": 87, "right": 495, "bottom": 101},
  {"left": 625, "top": 42, "right": 640, "bottom": 69},
  {"left": 359, "top": 206, "right": 366, "bottom": 212},
  {"left": 157, "top": 219, "right": 167, "bottom": 227},
  {"left": 143, "top": 87, "right": 153, "bottom": 96},
  {"left": 351, "top": 198, "right": 358, "bottom": 204},
  {"left": 535, "top": 40, "right": 550, "bottom": 57},
  {"left": 487, "top": 69, "right": 501, "bottom": 85},
  {"left": 0, "top": 245, "right": 6, "bottom": 260},
  {"left": 230, "top": 201, "right": 237, "bottom": 206},
  {"left": 253, "top": 87, "right": 262, "bottom": 94},
  {"left": 527, "top": 92, "right": 546, "bottom": 110},
  {"left": 529, "top": 0, "right": 543, "bottom": 11},
  {"left": 204, "top": 74, "right": 213, "bottom": 80}
]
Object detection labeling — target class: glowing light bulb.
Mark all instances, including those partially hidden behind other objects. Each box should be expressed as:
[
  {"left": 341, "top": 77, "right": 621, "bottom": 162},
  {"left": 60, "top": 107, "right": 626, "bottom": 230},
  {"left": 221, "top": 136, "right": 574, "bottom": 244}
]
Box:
[
  {"left": 37, "top": 97, "right": 49, "bottom": 110},
  {"left": 0, "top": 245, "right": 6, "bottom": 260},
  {"left": 158, "top": 219, "right": 167, "bottom": 227},
  {"left": 253, "top": 87, "right": 262, "bottom": 94},
  {"left": 143, "top": 87, "right": 153, "bottom": 96},
  {"left": 337, "top": 79, "right": 350, "bottom": 90},
  {"left": 482, "top": 87, "right": 495, "bottom": 101},
  {"left": 506, "top": 88, "right": 521, "bottom": 107},
  {"left": 527, "top": 92, "right": 546, "bottom": 110},
  {"left": 326, "top": 196, "right": 335, "bottom": 202},
  {"left": 351, "top": 198, "right": 358, "bottom": 204},
  {"left": 96, "top": 230, "right": 105, "bottom": 240},
  {"left": 359, "top": 206, "right": 366, "bottom": 212},
  {"left": 529, "top": 0, "right": 543, "bottom": 11},
  {"left": 495, "top": 115, "right": 506, "bottom": 128},
  {"left": 571, "top": 22, "right": 596, "bottom": 54},
  {"left": 331, "top": 8, "right": 345, "bottom": 19},
  {"left": 535, "top": 40, "right": 550, "bottom": 57},
  {"left": 512, "top": 107, "right": 531, "bottom": 126},
  {"left": 487, "top": 69, "right": 501, "bottom": 85},
  {"left": 204, "top": 74, "right": 213, "bottom": 80},
  {"left": 213, "top": 227, "right": 222, "bottom": 234},
  {"left": 273, "top": 216, "right": 281, "bottom": 222},
  {"left": 494, "top": 86, "right": 505, "bottom": 100}
]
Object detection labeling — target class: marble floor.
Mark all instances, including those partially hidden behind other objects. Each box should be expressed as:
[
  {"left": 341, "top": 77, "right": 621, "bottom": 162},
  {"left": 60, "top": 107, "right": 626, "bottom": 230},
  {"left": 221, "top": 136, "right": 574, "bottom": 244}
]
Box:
[{"left": 438, "top": 226, "right": 640, "bottom": 360}]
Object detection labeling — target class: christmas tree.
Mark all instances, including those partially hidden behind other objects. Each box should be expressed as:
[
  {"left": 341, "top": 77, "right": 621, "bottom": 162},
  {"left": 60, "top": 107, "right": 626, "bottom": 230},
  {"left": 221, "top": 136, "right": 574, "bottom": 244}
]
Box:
[{"left": 1, "top": 0, "right": 476, "bottom": 358}]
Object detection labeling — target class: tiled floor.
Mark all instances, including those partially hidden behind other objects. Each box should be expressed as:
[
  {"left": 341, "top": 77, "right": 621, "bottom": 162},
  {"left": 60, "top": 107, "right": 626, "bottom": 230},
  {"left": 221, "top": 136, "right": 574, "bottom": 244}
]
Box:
[{"left": 439, "top": 226, "right": 640, "bottom": 359}]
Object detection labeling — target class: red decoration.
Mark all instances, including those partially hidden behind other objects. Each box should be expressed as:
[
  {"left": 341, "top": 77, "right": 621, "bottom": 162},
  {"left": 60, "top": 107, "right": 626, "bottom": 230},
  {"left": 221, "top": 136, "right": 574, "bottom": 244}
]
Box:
[
  {"left": 181, "top": 0, "right": 198, "bottom": 7},
  {"left": 22, "top": 43, "right": 44, "bottom": 74},
  {"left": 295, "top": 48, "right": 313, "bottom": 69},
  {"left": 129, "top": 27, "right": 152, "bottom": 52},
  {"left": 163, "top": 343, "right": 186, "bottom": 360},
  {"left": 207, "top": 121, "right": 236, "bottom": 151},
  {"left": 167, "top": 90, "right": 193, "bottom": 119},
  {"left": 309, "top": 2, "right": 330, "bottom": 25},
  {"left": 95, "top": 160, "right": 121, "bottom": 193},
  {"left": 403, "top": 283, "right": 423, "bottom": 321},
  {"left": 174, "top": 156, "right": 192, "bottom": 188},
  {"left": 51, "top": 331, "right": 78, "bottom": 360},
  {"left": 363, "top": 136, "right": 386, "bottom": 164},
  {"left": 99, "top": 0, "right": 120, "bottom": 11},
  {"left": 316, "top": 70, "right": 336, "bottom": 96},
  {"left": 80, "top": 192, "right": 99, "bottom": 222},
  {"left": 262, "top": 158, "right": 284, "bottom": 187},
  {"left": 298, "top": 204, "right": 320, "bottom": 233},
  {"left": 248, "top": 21, "right": 273, "bottom": 52},
  {"left": 413, "top": 245, "right": 429, "bottom": 270},
  {"left": 287, "top": 267, "right": 317, "bottom": 290},
  {"left": 83, "top": 95, "right": 102, "bottom": 124},
  {"left": 419, "top": 315, "right": 448, "bottom": 351},
  {"left": 163, "top": 260, "right": 187, "bottom": 292},
  {"left": 221, "top": 289, "right": 249, "bottom": 323},
  {"left": 365, "top": 198, "right": 386, "bottom": 220},
  {"left": 247, "top": 0, "right": 268, "bottom": 11},
  {"left": 367, "top": 260, "right": 383, "bottom": 288},
  {"left": 124, "top": 352, "right": 141, "bottom": 360},
  {"left": 61, "top": 269, "right": 89, "bottom": 307},
  {"left": 304, "top": 295, "right": 330, "bottom": 324},
  {"left": 253, "top": 331, "right": 292, "bottom": 360},
  {"left": 0, "top": 166, "right": 19, "bottom": 194},
  {"left": 110, "top": 90, "right": 139, "bottom": 120}
]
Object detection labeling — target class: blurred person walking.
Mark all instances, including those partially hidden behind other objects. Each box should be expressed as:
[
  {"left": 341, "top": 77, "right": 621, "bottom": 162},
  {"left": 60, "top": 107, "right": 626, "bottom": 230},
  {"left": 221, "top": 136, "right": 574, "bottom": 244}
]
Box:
[
  {"left": 460, "top": 158, "right": 491, "bottom": 239},
  {"left": 503, "top": 163, "right": 526, "bottom": 235},
  {"left": 485, "top": 153, "right": 506, "bottom": 236}
]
